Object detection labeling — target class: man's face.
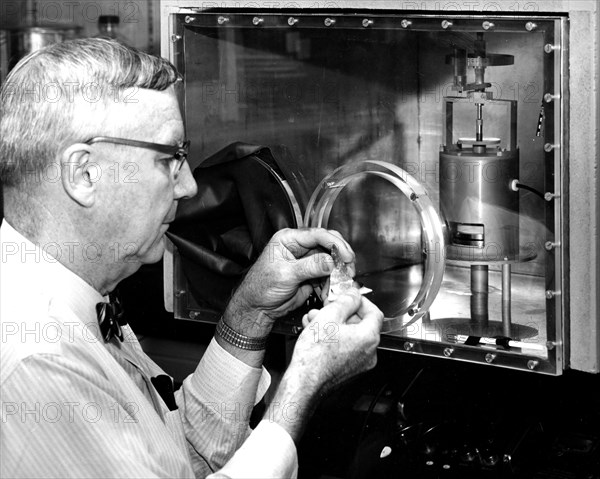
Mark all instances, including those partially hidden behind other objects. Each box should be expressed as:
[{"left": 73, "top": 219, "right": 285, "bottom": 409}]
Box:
[{"left": 92, "top": 87, "right": 197, "bottom": 266}]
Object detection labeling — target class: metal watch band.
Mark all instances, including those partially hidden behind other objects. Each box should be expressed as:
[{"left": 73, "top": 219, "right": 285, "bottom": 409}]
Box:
[{"left": 216, "top": 319, "right": 269, "bottom": 351}]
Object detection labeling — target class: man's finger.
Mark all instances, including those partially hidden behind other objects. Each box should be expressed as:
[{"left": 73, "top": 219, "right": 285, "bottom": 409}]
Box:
[
  {"left": 277, "top": 228, "right": 355, "bottom": 262},
  {"left": 353, "top": 297, "right": 384, "bottom": 333},
  {"left": 294, "top": 252, "right": 336, "bottom": 280},
  {"left": 356, "top": 295, "right": 381, "bottom": 317},
  {"left": 302, "top": 309, "right": 320, "bottom": 327},
  {"left": 315, "top": 288, "right": 361, "bottom": 324}
]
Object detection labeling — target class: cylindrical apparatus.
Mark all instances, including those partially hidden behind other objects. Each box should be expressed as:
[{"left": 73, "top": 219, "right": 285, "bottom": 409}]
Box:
[
  {"left": 440, "top": 146, "right": 519, "bottom": 262},
  {"left": 439, "top": 92, "right": 521, "bottom": 332}
]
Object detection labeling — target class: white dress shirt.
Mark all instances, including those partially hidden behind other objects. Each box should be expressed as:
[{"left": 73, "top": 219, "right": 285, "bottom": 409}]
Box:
[{"left": 0, "top": 220, "right": 298, "bottom": 478}]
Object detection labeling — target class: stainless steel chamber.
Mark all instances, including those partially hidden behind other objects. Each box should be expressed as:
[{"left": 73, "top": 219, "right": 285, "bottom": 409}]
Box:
[{"left": 161, "top": 1, "right": 599, "bottom": 375}]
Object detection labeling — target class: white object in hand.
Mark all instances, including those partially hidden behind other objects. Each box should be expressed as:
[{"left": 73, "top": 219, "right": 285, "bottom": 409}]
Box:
[{"left": 328, "top": 245, "right": 372, "bottom": 300}]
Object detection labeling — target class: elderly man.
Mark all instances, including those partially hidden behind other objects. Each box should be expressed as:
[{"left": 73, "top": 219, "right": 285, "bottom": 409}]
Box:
[{"left": 0, "top": 39, "right": 383, "bottom": 478}]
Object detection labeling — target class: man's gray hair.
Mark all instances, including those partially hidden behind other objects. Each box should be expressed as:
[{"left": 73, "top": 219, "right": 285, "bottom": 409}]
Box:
[{"left": 0, "top": 38, "right": 181, "bottom": 187}]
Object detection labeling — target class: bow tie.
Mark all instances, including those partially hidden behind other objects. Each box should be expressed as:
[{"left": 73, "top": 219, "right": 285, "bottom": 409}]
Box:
[{"left": 96, "top": 292, "right": 127, "bottom": 342}]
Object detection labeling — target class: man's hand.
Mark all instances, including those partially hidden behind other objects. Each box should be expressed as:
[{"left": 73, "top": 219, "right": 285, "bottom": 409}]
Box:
[
  {"left": 265, "top": 288, "right": 383, "bottom": 441},
  {"left": 224, "top": 228, "right": 356, "bottom": 338},
  {"left": 292, "top": 288, "right": 383, "bottom": 393}
]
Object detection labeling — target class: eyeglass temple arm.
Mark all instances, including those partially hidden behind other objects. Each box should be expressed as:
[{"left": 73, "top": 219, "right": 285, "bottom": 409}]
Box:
[{"left": 86, "top": 137, "right": 185, "bottom": 156}]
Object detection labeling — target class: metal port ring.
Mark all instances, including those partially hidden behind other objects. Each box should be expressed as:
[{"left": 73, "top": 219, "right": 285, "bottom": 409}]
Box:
[{"left": 304, "top": 160, "right": 447, "bottom": 332}]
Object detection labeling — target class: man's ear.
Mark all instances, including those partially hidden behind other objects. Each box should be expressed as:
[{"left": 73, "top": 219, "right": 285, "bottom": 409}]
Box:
[{"left": 60, "top": 144, "right": 98, "bottom": 207}]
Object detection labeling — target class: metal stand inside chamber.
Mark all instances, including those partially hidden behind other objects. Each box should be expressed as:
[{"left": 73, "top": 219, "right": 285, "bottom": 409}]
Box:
[{"left": 438, "top": 36, "right": 537, "bottom": 340}]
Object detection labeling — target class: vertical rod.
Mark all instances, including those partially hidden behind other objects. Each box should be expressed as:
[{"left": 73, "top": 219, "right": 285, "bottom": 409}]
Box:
[
  {"left": 470, "top": 265, "right": 489, "bottom": 324},
  {"left": 502, "top": 263, "right": 512, "bottom": 337},
  {"left": 476, "top": 103, "right": 484, "bottom": 142}
]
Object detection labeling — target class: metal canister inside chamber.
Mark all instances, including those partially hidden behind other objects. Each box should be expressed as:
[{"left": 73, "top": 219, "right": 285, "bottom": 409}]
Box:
[{"left": 440, "top": 146, "right": 519, "bottom": 262}]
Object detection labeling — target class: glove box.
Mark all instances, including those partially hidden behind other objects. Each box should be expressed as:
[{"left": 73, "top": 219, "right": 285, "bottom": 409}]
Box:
[{"left": 161, "top": 5, "right": 599, "bottom": 375}]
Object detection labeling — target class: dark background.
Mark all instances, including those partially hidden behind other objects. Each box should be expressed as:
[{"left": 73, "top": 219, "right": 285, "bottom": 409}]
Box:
[{"left": 121, "top": 268, "right": 600, "bottom": 479}]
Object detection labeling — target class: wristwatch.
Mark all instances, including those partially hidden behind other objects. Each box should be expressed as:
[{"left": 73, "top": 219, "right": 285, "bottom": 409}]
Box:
[{"left": 216, "top": 319, "right": 269, "bottom": 351}]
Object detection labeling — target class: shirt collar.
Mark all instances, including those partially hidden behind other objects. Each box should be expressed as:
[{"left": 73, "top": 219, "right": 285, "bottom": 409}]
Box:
[{"left": 1, "top": 219, "right": 105, "bottom": 334}]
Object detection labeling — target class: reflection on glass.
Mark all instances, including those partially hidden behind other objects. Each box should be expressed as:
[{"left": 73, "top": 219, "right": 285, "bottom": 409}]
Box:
[{"left": 180, "top": 15, "right": 556, "bottom": 371}]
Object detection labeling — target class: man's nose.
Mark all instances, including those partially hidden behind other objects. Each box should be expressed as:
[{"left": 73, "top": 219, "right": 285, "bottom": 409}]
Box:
[{"left": 174, "top": 161, "right": 198, "bottom": 199}]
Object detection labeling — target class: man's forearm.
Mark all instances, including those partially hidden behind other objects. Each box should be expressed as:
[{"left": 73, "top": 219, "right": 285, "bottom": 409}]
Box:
[
  {"left": 217, "top": 293, "right": 275, "bottom": 368},
  {"left": 264, "top": 361, "right": 322, "bottom": 443}
]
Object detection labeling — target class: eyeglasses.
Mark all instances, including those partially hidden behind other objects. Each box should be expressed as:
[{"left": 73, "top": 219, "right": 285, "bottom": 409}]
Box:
[{"left": 85, "top": 136, "right": 190, "bottom": 181}]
